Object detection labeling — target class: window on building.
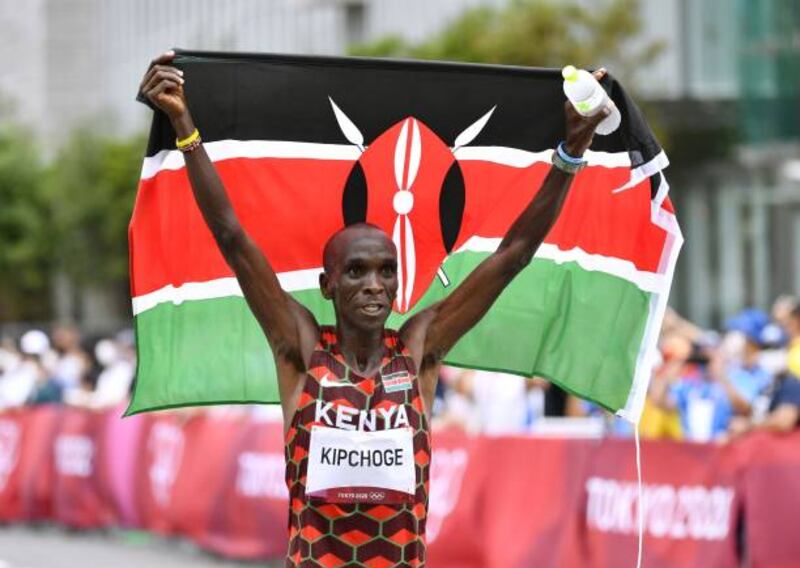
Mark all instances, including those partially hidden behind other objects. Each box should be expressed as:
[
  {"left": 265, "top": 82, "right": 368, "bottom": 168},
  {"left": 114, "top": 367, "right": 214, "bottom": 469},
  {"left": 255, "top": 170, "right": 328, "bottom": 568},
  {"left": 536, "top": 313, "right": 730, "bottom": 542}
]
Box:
[{"left": 344, "top": 0, "right": 366, "bottom": 47}]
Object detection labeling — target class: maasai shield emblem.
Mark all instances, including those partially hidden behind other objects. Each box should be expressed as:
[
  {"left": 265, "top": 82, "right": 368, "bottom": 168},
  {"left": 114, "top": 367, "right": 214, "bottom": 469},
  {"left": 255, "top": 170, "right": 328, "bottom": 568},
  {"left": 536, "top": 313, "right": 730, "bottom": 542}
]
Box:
[{"left": 332, "top": 98, "right": 495, "bottom": 313}]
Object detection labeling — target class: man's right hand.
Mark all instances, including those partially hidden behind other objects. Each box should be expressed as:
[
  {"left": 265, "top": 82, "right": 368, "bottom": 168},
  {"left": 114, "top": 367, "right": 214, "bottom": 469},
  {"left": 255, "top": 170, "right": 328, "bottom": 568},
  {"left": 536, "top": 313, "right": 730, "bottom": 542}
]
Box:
[{"left": 140, "top": 51, "right": 188, "bottom": 125}]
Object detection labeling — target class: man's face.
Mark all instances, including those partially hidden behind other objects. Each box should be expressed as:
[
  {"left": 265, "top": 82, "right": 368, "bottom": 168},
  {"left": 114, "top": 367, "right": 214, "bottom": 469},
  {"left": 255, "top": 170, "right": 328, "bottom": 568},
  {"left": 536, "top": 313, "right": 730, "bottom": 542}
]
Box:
[{"left": 321, "top": 227, "right": 398, "bottom": 332}]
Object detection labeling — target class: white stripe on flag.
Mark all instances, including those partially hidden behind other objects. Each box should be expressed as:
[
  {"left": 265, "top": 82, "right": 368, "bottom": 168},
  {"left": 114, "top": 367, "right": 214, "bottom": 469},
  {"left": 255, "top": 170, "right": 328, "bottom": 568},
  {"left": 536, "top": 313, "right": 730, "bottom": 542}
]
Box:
[
  {"left": 131, "top": 269, "right": 323, "bottom": 315},
  {"left": 618, "top": 191, "right": 683, "bottom": 423},
  {"left": 456, "top": 238, "right": 665, "bottom": 293},
  {"left": 140, "top": 141, "right": 362, "bottom": 180},
  {"left": 140, "top": 140, "right": 635, "bottom": 180},
  {"left": 453, "top": 147, "right": 632, "bottom": 169},
  {"left": 131, "top": 243, "right": 663, "bottom": 315}
]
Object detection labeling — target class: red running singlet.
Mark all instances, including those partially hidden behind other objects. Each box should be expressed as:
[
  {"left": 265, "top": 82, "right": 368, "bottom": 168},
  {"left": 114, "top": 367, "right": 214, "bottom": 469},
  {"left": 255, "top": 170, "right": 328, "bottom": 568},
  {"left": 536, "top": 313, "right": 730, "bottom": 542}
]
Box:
[{"left": 285, "top": 326, "right": 431, "bottom": 567}]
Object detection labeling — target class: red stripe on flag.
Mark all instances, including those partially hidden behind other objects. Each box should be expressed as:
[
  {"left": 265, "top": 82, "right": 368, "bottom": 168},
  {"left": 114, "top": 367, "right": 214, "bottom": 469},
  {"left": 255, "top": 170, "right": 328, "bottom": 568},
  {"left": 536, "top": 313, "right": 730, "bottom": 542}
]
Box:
[
  {"left": 130, "top": 157, "right": 669, "bottom": 297},
  {"left": 457, "top": 162, "right": 668, "bottom": 273},
  {"left": 130, "top": 158, "right": 354, "bottom": 296}
]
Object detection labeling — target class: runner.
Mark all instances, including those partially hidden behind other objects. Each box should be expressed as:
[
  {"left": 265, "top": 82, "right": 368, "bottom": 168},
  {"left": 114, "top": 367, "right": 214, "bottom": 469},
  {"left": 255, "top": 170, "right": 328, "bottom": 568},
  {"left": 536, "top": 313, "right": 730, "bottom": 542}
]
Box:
[{"left": 140, "top": 51, "right": 608, "bottom": 567}]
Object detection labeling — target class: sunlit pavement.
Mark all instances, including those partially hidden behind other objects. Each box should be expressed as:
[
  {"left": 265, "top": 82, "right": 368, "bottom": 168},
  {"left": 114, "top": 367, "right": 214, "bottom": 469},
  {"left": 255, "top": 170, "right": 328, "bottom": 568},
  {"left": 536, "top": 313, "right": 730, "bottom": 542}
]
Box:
[{"left": 0, "top": 525, "right": 282, "bottom": 568}]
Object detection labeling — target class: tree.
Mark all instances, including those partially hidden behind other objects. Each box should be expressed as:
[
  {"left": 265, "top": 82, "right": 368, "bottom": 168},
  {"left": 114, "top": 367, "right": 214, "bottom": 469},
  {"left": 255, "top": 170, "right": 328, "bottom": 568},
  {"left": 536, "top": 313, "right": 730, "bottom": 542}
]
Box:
[
  {"left": 350, "top": 0, "right": 663, "bottom": 86},
  {"left": 0, "top": 125, "right": 52, "bottom": 321},
  {"left": 45, "top": 128, "right": 146, "bottom": 320},
  {"left": 0, "top": 111, "right": 146, "bottom": 325}
]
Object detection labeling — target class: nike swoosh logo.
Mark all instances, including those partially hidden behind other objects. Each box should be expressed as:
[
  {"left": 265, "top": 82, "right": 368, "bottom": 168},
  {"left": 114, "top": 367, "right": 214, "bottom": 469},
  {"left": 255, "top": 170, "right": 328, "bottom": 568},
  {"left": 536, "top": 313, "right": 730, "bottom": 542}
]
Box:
[{"left": 319, "top": 373, "right": 357, "bottom": 388}]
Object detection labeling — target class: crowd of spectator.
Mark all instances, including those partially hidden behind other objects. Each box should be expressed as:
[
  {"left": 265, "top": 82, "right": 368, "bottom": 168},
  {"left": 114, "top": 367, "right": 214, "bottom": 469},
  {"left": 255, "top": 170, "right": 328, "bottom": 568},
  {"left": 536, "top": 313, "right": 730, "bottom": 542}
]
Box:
[
  {"left": 0, "top": 325, "right": 136, "bottom": 411},
  {"left": 432, "top": 296, "right": 800, "bottom": 440},
  {"left": 2, "top": 299, "right": 799, "bottom": 442}
]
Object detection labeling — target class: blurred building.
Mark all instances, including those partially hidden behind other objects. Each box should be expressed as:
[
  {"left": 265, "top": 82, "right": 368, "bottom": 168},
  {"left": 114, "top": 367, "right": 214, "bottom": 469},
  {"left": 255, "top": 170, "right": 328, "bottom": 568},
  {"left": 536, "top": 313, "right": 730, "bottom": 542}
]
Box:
[
  {"left": 0, "top": 0, "right": 798, "bottom": 328},
  {"left": 0, "top": 0, "right": 510, "bottom": 143},
  {"left": 655, "top": 0, "right": 800, "bottom": 326}
]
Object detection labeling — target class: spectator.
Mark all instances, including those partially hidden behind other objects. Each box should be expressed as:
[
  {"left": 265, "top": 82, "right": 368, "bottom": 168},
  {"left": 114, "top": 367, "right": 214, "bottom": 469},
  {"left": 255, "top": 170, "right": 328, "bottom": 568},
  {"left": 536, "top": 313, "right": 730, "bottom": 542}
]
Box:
[
  {"left": 49, "top": 324, "right": 90, "bottom": 394},
  {"left": 728, "top": 372, "right": 800, "bottom": 437},
  {"left": 65, "top": 333, "right": 135, "bottom": 409},
  {"left": 433, "top": 367, "right": 477, "bottom": 431},
  {"left": 0, "top": 330, "right": 53, "bottom": 409},
  {"left": 784, "top": 304, "right": 800, "bottom": 377},
  {"left": 651, "top": 311, "right": 771, "bottom": 442},
  {"left": 471, "top": 370, "right": 530, "bottom": 435},
  {"left": 640, "top": 339, "right": 683, "bottom": 440},
  {"left": 713, "top": 310, "right": 773, "bottom": 413},
  {"left": 771, "top": 294, "right": 797, "bottom": 332}
]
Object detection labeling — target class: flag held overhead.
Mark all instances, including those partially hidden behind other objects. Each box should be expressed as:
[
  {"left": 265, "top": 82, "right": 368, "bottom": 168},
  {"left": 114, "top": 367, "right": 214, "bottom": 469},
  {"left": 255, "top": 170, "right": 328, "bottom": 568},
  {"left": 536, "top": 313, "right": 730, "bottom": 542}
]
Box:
[{"left": 128, "top": 51, "right": 681, "bottom": 422}]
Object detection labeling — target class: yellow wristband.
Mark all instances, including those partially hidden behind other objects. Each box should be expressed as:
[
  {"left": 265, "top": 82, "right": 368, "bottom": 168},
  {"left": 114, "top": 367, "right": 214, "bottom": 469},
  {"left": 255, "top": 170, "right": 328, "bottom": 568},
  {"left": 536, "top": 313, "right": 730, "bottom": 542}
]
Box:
[{"left": 176, "top": 128, "right": 200, "bottom": 149}]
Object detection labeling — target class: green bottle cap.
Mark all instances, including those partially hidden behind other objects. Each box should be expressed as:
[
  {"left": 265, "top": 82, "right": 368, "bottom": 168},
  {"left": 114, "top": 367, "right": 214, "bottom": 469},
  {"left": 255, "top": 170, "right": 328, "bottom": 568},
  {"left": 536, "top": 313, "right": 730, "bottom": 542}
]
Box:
[{"left": 562, "top": 65, "right": 578, "bottom": 82}]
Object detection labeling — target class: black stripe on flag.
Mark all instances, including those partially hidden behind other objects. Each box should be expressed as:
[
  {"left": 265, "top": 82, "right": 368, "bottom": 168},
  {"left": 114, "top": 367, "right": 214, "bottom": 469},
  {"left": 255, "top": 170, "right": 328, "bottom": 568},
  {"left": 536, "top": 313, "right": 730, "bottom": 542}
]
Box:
[{"left": 139, "top": 49, "right": 661, "bottom": 168}]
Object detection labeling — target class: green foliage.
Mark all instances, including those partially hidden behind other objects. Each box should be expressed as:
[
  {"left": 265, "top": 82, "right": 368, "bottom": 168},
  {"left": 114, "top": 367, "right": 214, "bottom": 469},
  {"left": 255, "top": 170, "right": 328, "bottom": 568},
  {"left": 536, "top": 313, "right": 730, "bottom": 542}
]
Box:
[
  {"left": 0, "top": 122, "right": 145, "bottom": 322},
  {"left": 45, "top": 128, "right": 146, "bottom": 287},
  {"left": 0, "top": 125, "right": 51, "bottom": 320},
  {"left": 350, "top": 0, "right": 664, "bottom": 84}
]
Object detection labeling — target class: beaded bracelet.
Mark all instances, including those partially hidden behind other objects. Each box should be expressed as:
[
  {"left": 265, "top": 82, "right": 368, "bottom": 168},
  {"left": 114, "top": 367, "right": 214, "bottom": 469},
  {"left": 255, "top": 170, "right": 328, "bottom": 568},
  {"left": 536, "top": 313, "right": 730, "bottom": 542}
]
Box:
[
  {"left": 176, "top": 129, "right": 202, "bottom": 153},
  {"left": 176, "top": 128, "right": 200, "bottom": 149}
]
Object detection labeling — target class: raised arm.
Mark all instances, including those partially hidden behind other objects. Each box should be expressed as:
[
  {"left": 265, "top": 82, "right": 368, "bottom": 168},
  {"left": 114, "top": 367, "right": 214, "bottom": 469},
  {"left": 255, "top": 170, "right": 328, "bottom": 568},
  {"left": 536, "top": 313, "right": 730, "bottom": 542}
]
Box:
[
  {"left": 402, "top": 73, "right": 610, "bottom": 369},
  {"left": 140, "top": 52, "right": 318, "bottom": 374}
]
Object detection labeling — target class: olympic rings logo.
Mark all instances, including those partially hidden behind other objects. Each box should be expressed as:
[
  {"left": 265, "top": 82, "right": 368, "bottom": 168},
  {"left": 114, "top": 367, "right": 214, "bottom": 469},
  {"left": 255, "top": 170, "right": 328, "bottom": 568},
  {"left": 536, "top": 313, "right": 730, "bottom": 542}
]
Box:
[{"left": 369, "top": 491, "right": 386, "bottom": 501}]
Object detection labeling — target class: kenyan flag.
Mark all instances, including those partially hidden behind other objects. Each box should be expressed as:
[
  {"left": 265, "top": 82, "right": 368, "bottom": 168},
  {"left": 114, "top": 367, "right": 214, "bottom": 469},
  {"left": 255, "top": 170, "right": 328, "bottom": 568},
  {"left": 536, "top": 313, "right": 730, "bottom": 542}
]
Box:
[{"left": 128, "top": 50, "right": 682, "bottom": 422}]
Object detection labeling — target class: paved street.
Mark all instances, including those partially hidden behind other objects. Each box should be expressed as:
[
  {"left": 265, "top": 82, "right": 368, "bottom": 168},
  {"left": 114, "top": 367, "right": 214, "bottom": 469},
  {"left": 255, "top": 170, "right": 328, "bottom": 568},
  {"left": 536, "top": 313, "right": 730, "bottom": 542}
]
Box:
[{"left": 0, "top": 526, "right": 282, "bottom": 568}]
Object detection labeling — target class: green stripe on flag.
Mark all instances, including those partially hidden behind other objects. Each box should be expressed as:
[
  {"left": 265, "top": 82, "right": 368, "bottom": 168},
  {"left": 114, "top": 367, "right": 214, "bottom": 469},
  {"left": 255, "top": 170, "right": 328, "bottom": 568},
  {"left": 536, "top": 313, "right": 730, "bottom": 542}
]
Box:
[{"left": 127, "top": 253, "right": 650, "bottom": 415}]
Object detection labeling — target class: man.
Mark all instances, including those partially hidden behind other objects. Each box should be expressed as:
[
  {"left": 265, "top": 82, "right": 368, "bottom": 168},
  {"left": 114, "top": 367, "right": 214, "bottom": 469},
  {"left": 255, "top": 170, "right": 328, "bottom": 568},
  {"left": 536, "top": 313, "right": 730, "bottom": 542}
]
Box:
[
  {"left": 725, "top": 304, "right": 800, "bottom": 438},
  {"left": 784, "top": 303, "right": 800, "bottom": 377},
  {"left": 651, "top": 330, "right": 770, "bottom": 442},
  {"left": 727, "top": 372, "right": 800, "bottom": 438},
  {"left": 140, "top": 51, "right": 608, "bottom": 567}
]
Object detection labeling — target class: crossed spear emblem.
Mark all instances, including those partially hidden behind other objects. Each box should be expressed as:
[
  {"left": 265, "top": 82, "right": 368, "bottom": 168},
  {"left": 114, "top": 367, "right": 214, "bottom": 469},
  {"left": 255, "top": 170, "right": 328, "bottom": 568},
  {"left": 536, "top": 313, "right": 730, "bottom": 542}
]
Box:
[{"left": 329, "top": 97, "right": 496, "bottom": 313}]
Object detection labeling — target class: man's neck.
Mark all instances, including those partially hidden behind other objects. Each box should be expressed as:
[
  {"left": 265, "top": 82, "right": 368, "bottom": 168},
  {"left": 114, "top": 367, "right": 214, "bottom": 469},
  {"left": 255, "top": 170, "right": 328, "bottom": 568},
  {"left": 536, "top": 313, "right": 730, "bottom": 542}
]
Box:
[{"left": 336, "top": 323, "right": 385, "bottom": 376}]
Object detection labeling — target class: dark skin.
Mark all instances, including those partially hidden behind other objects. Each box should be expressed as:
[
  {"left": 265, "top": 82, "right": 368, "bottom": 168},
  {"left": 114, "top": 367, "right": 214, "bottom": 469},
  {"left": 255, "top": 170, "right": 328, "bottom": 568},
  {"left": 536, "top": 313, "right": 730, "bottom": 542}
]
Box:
[{"left": 140, "top": 51, "right": 609, "bottom": 432}]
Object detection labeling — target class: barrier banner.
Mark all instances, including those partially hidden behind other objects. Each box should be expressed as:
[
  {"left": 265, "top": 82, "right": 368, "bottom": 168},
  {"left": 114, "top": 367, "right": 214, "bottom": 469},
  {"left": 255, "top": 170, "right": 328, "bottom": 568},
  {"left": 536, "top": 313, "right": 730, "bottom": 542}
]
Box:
[
  {"left": 169, "top": 413, "right": 246, "bottom": 541},
  {"left": 423, "top": 430, "right": 481, "bottom": 567},
  {"left": 134, "top": 412, "right": 186, "bottom": 534},
  {"left": 95, "top": 404, "right": 147, "bottom": 527},
  {"left": 52, "top": 407, "right": 116, "bottom": 528},
  {"left": 0, "top": 409, "right": 26, "bottom": 521},
  {"left": 16, "top": 405, "right": 60, "bottom": 521},
  {"left": 199, "top": 418, "right": 289, "bottom": 559},
  {"left": 426, "top": 434, "right": 580, "bottom": 568},
  {"left": 580, "top": 439, "right": 742, "bottom": 568},
  {"left": 2, "top": 407, "right": 800, "bottom": 568},
  {"left": 740, "top": 432, "right": 800, "bottom": 568}
]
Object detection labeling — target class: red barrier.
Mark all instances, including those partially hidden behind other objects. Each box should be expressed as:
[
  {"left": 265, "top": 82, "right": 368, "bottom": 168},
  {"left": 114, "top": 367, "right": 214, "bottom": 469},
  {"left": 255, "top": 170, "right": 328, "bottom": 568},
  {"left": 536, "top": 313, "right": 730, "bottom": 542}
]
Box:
[
  {"left": 198, "top": 418, "right": 289, "bottom": 559},
  {"left": 52, "top": 407, "right": 116, "bottom": 528},
  {"left": 1, "top": 406, "right": 799, "bottom": 568},
  {"left": 578, "top": 439, "right": 742, "bottom": 568},
  {"left": 0, "top": 410, "right": 25, "bottom": 521},
  {"left": 94, "top": 404, "right": 146, "bottom": 527},
  {"left": 16, "top": 405, "right": 60, "bottom": 521},
  {"left": 739, "top": 432, "right": 800, "bottom": 568},
  {"left": 134, "top": 412, "right": 185, "bottom": 535}
]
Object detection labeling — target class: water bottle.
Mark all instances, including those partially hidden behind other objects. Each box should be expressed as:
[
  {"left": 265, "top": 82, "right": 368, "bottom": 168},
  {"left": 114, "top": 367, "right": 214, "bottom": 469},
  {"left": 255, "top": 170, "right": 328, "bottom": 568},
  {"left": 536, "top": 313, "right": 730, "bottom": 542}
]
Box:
[{"left": 561, "top": 65, "right": 621, "bottom": 136}]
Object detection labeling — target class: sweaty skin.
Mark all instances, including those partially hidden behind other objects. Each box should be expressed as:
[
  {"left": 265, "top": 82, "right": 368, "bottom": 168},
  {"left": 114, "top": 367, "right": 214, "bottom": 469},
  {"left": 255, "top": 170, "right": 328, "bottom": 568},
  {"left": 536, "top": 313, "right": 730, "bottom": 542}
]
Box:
[{"left": 140, "top": 51, "right": 609, "bottom": 432}]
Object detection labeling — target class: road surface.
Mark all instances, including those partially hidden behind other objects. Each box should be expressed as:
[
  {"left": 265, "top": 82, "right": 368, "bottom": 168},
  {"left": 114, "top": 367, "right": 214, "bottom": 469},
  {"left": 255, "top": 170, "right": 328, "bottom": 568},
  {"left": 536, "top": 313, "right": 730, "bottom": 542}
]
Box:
[{"left": 0, "top": 525, "right": 282, "bottom": 568}]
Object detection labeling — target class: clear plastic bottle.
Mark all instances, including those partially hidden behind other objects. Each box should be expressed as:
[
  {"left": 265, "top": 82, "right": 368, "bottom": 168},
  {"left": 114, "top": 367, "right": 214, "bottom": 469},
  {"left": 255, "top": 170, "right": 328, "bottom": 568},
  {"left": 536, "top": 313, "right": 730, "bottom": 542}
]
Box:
[{"left": 561, "top": 65, "right": 621, "bottom": 136}]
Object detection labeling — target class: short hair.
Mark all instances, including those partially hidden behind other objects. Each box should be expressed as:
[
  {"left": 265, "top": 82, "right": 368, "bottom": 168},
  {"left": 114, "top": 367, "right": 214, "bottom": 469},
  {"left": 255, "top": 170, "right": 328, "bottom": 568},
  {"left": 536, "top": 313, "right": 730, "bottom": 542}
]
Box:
[{"left": 322, "top": 223, "right": 386, "bottom": 273}]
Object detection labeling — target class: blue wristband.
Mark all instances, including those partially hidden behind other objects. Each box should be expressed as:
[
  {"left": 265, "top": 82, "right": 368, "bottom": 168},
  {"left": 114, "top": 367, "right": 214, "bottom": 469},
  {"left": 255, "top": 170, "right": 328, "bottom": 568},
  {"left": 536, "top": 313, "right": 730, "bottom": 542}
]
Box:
[{"left": 557, "top": 142, "right": 586, "bottom": 165}]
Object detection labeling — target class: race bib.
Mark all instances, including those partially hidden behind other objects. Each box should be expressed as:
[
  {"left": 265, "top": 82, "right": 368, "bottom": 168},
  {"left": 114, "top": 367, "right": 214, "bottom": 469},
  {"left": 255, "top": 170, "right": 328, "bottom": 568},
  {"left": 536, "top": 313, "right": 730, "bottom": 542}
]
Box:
[{"left": 305, "top": 425, "right": 415, "bottom": 504}]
